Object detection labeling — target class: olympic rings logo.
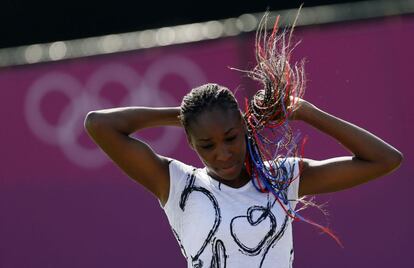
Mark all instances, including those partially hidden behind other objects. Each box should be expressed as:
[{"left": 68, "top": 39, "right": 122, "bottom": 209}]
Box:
[{"left": 24, "top": 55, "right": 207, "bottom": 168}]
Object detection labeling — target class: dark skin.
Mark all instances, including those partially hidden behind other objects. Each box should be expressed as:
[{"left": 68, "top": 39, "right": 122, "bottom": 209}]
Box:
[
  {"left": 84, "top": 98, "right": 402, "bottom": 206},
  {"left": 185, "top": 107, "right": 250, "bottom": 189}
]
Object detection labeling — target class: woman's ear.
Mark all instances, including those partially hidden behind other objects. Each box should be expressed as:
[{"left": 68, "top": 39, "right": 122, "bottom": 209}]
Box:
[
  {"left": 184, "top": 130, "right": 195, "bottom": 151},
  {"left": 187, "top": 138, "right": 195, "bottom": 150}
]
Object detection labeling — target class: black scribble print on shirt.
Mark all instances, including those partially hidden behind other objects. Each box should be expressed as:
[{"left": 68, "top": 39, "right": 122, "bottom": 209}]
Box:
[
  {"left": 289, "top": 248, "right": 294, "bottom": 268},
  {"left": 230, "top": 192, "right": 291, "bottom": 267},
  {"left": 179, "top": 170, "right": 222, "bottom": 268},
  {"left": 172, "top": 227, "right": 188, "bottom": 259},
  {"left": 210, "top": 238, "right": 227, "bottom": 268},
  {"left": 230, "top": 196, "right": 277, "bottom": 256},
  {"left": 274, "top": 164, "right": 291, "bottom": 205},
  {"left": 270, "top": 160, "right": 296, "bottom": 206},
  {"left": 258, "top": 215, "right": 289, "bottom": 268}
]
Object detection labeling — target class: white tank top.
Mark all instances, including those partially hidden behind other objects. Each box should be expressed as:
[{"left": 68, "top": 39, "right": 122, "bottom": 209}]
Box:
[{"left": 160, "top": 158, "right": 300, "bottom": 268}]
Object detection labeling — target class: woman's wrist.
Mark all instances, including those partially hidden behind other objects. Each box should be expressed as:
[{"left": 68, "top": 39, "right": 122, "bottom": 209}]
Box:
[{"left": 290, "top": 98, "right": 315, "bottom": 121}]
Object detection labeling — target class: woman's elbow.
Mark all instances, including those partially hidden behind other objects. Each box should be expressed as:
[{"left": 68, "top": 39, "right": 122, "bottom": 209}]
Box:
[
  {"left": 84, "top": 111, "right": 105, "bottom": 134},
  {"left": 383, "top": 149, "right": 403, "bottom": 173}
]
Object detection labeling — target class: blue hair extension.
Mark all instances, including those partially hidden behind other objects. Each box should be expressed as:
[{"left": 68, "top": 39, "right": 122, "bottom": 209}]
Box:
[{"left": 238, "top": 6, "right": 342, "bottom": 246}]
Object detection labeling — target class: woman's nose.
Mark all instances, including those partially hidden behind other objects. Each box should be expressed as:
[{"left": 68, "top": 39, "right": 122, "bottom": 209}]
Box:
[{"left": 216, "top": 145, "right": 232, "bottom": 161}]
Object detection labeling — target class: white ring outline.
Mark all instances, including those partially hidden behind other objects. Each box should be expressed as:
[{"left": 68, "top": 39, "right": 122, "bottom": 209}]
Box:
[{"left": 24, "top": 56, "right": 207, "bottom": 168}]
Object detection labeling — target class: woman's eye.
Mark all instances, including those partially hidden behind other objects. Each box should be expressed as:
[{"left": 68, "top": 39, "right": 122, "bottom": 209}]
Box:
[
  {"left": 226, "top": 136, "right": 237, "bottom": 142},
  {"left": 201, "top": 144, "right": 214, "bottom": 149}
]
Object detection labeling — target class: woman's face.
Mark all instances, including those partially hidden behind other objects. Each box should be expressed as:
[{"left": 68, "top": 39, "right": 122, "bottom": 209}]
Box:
[{"left": 186, "top": 107, "right": 248, "bottom": 185}]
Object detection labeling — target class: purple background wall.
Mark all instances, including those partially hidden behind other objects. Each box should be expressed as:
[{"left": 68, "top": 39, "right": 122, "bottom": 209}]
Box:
[{"left": 1, "top": 15, "right": 412, "bottom": 267}]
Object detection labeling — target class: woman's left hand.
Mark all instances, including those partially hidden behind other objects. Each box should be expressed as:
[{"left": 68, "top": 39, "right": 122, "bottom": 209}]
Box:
[{"left": 288, "top": 96, "right": 309, "bottom": 121}]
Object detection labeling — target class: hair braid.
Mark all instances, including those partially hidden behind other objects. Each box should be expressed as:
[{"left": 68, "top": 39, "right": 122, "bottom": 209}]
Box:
[
  {"left": 240, "top": 6, "right": 342, "bottom": 246},
  {"left": 179, "top": 83, "right": 239, "bottom": 130}
]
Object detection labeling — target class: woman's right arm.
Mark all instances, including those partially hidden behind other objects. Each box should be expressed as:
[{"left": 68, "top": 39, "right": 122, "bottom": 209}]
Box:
[{"left": 84, "top": 107, "right": 181, "bottom": 205}]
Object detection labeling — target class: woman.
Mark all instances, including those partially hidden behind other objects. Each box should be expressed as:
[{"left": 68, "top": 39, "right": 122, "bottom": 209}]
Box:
[{"left": 84, "top": 12, "right": 402, "bottom": 268}]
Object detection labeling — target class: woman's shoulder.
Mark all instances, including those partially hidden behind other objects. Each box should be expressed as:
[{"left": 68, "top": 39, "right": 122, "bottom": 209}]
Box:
[{"left": 165, "top": 157, "right": 198, "bottom": 177}]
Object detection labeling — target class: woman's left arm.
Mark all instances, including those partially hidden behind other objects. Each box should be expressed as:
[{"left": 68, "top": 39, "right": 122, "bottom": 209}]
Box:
[{"left": 292, "top": 99, "right": 403, "bottom": 197}]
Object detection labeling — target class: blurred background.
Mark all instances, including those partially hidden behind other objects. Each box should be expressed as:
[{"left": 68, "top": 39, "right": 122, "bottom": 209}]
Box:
[{"left": 0, "top": 0, "right": 413, "bottom": 267}]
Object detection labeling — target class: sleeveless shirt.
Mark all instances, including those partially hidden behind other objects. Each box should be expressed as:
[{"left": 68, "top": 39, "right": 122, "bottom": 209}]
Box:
[{"left": 160, "top": 158, "right": 300, "bottom": 268}]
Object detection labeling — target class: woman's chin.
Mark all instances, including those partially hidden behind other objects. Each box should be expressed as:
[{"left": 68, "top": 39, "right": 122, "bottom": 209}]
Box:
[{"left": 217, "top": 163, "right": 243, "bottom": 180}]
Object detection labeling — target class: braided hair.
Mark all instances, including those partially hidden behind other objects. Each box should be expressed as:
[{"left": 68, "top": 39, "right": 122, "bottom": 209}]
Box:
[
  {"left": 241, "top": 7, "right": 341, "bottom": 246},
  {"left": 179, "top": 83, "right": 240, "bottom": 130},
  {"left": 180, "top": 6, "right": 341, "bottom": 246}
]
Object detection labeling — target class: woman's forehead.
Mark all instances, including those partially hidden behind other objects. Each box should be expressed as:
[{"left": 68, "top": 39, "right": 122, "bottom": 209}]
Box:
[{"left": 188, "top": 109, "right": 242, "bottom": 139}]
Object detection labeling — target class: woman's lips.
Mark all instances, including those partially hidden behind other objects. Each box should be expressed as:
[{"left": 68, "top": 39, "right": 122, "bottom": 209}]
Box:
[{"left": 219, "top": 163, "right": 239, "bottom": 175}]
